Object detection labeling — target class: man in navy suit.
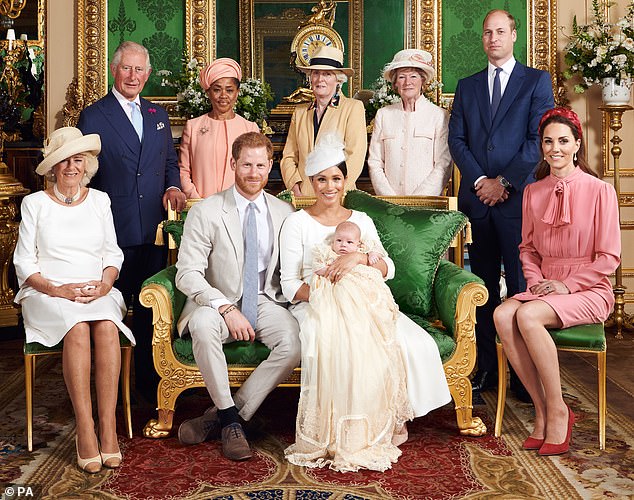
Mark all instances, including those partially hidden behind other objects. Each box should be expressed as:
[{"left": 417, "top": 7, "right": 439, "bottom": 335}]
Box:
[
  {"left": 448, "top": 10, "right": 554, "bottom": 397},
  {"left": 78, "top": 41, "right": 186, "bottom": 395}
]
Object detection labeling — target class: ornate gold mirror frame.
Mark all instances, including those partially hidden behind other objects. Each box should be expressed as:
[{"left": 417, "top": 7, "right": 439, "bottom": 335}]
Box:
[
  {"left": 238, "top": 0, "right": 363, "bottom": 96},
  {"left": 65, "top": 0, "right": 215, "bottom": 125}
]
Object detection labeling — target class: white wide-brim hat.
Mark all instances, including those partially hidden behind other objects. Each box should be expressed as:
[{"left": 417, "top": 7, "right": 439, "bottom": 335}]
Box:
[
  {"left": 383, "top": 49, "right": 435, "bottom": 83},
  {"left": 36, "top": 127, "right": 101, "bottom": 176},
  {"left": 305, "top": 133, "right": 347, "bottom": 177},
  {"left": 296, "top": 45, "right": 354, "bottom": 78}
]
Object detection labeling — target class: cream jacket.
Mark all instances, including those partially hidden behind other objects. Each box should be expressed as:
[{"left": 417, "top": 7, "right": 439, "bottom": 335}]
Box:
[
  {"left": 281, "top": 95, "right": 367, "bottom": 196},
  {"left": 368, "top": 95, "right": 452, "bottom": 196}
]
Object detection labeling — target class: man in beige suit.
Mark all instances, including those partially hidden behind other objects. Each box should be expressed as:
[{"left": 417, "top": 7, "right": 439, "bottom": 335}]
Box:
[{"left": 175, "top": 132, "right": 300, "bottom": 460}]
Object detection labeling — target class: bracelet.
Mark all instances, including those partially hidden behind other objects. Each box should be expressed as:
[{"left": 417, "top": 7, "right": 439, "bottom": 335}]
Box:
[{"left": 220, "top": 304, "right": 237, "bottom": 318}]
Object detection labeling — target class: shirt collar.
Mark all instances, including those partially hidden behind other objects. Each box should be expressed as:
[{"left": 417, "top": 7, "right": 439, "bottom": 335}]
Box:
[
  {"left": 112, "top": 86, "right": 141, "bottom": 108},
  {"left": 488, "top": 57, "right": 516, "bottom": 77},
  {"left": 308, "top": 92, "right": 341, "bottom": 110},
  {"left": 232, "top": 186, "right": 267, "bottom": 213}
]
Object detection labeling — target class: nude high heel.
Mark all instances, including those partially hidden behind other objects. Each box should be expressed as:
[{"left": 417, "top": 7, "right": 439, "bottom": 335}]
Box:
[
  {"left": 76, "top": 437, "right": 102, "bottom": 473},
  {"left": 100, "top": 449, "right": 122, "bottom": 469}
]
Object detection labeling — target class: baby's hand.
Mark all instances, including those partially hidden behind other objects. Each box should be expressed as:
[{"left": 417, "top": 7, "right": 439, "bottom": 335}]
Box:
[{"left": 367, "top": 251, "right": 382, "bottom": 265}]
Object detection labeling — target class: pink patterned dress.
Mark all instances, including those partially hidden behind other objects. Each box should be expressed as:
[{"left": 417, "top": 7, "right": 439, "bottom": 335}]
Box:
[{"left": 512, "top": 167, "right": 620, "bottom": 326}]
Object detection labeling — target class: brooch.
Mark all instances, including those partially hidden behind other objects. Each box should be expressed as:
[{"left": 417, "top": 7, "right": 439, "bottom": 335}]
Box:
[
  {"left": 148, "top": 107, "right": 157, "bottom": 114},
  {"left": 200, "top": 126, "right": 208, "bottom": 135}
]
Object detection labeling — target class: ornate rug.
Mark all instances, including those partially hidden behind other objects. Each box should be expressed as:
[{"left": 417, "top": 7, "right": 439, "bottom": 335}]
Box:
[{"left": 1, "top": 351, "right": 632, "bottom": 499}]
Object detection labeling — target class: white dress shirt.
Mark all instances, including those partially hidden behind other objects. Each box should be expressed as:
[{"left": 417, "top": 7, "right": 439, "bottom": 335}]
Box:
[{"left": 112, "top": 86, "right": 142, "bottom": 125}]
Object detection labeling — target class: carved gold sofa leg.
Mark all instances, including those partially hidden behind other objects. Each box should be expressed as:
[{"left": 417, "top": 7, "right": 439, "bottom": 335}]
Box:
[{"left": 143, "top": 408, "right": 175, "bottom": 438}]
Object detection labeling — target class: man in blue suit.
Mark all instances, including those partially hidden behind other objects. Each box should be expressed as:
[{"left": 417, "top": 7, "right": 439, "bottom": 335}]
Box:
[
  {"left": 78, "top": 41, "right": 186, "bottom": 394},
  {"left": 448, "top": 10, "right": 554, "bottom": 397}
]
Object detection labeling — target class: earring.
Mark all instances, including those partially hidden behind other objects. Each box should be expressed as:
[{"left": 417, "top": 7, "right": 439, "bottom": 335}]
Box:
[
  {"left": 573, "top": 152, "right": 577, "bottom": 162},
  {"left": 543, "top": 156, "right": 546, "bottom": 161}
]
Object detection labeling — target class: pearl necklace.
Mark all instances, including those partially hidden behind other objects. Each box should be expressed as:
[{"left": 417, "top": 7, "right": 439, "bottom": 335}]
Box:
[{"left": 53, "top": 184, "right": 81, "bottom": 205}]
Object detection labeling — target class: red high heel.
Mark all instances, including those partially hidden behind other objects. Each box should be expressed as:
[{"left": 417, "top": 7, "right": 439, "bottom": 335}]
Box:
[
  {"left": 539, "top": 405, "right": 575, "bottom": 456},
  {"left": 522, "top": 436, "right": 545, "bottom": 450}
]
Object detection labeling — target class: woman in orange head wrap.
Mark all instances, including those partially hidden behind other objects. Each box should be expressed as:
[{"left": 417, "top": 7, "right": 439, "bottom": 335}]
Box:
[{"left": 179, "top": 57, "right": 259, "bottom": 198}]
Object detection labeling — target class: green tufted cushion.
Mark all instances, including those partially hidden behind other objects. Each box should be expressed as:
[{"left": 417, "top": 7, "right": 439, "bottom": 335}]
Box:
[
  {"left": 173, "top": 337, "right": 272, "bottom": 366},
  {"left": 549, "top": 323, "right": 605, "bottom": 351},
  {"left": 344, "top": 190, "right": 468, "bottom": 317},
  {"left": 24, "top": 332, "right": 132, "bottom": 355}
]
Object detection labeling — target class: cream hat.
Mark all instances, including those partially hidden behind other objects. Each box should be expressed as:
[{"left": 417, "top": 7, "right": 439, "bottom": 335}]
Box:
[
  {"left": 296, "top": 46, "right": 354, "bottom": 77},
  {"left": 304, "top": 133, "right": 346, "bottom": 177},
  {"left": 383, "top": 49, "right": 435, "bottom": 83},
  {"left": 36, "top": 127, "right": 101, "bottom": 176}
]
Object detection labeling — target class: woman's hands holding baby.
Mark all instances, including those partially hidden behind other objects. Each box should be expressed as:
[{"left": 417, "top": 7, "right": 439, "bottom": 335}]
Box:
[{"left": 321, "top": 252, "right": 367, "bottom": 283}]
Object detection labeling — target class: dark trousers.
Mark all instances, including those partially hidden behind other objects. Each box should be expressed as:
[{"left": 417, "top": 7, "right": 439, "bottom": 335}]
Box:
[
  {"left": 468, "top": 207, "right": 525, "bottom": 373},
  {"left": 119, "top": 244, "right": 167, "bottom": 397}
]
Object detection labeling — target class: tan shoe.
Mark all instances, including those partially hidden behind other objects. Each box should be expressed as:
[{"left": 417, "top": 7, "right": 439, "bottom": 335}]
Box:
[
  {"left": 76, "top": 437, "right": 102, "bottom": 474},
  {"left": 178, "top": 406, "right": 220, "bottom": 445},
  {"left": 100, "top": 449, "right": 122, "bottom": 469},
  {"left": 221, "top": 423, "right": 252, "bottom": 461}
]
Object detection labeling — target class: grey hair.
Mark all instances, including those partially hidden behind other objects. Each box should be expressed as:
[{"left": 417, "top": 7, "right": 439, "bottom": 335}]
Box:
[
  {"left": 45, "top": 153, "right": 99, "bottom": 187},
  {"left": 335, "top": 72, "right": 348, "bottom": 84},
  {"left": 111, "top": 41, "right": 151, "bottom": 70}
]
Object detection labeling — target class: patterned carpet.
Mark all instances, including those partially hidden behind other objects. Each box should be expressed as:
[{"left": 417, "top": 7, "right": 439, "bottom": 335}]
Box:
[{"left": 1, "top": 346, "right": 633, "bottom": 499}]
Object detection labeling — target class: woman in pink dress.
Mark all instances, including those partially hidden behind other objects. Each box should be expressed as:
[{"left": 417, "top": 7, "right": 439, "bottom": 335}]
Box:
[
  {"left": 179, "top": 58, "right": 259, "bottom": 198},
  {"left": 494, "top": 108, "right": 620, "bottom": 456}
]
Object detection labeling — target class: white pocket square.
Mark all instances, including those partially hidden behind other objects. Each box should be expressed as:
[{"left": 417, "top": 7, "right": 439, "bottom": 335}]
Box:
[{"left": 156, "top": 122, "right": 165, "bottom": 130}]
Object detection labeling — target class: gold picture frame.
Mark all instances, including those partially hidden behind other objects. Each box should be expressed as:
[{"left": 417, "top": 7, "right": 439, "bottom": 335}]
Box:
[
  {"left": 238, "top": 0, "right": 363, "bottom": 97},
  {"left": 64, "top": 0, "right": 216, "bottom": 126}
]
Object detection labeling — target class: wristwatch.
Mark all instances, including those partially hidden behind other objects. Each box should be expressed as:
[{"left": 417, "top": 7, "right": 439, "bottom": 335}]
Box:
[{"left": 497, "top": 176, "right": 512, "bottom": 190}]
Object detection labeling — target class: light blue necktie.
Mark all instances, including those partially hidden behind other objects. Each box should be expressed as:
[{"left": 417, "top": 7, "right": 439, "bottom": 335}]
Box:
[
  {"left": 129, "top": 102, "right": 143, "bottom": 141},
  {"left": 491, "top": 67, "right": 502, "bottom": 119},
  {"left": 242, "top": 202, "right": 258, "bottom": 329}
]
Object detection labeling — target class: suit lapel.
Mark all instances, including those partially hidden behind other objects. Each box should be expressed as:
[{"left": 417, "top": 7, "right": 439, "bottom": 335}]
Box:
[
  {"left": 139, "top": 98, "right": 157, "bottom": 165},
  {"left": 491, "top": 63, "right": 526, "bottom": 131},
  {"left": 220, "top": 190, "right": 244, "bottom": 267},
  {"left": 474, "top": 70, "right": 492, "bottom": 130},
  {"left": 101, "top": 92, "right": 142, "bottom": 155}
]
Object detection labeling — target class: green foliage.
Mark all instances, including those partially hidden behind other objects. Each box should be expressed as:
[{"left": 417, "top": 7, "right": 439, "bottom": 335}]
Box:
[{"left": 563, "top": 0, "right": 634, "bottom": 93}]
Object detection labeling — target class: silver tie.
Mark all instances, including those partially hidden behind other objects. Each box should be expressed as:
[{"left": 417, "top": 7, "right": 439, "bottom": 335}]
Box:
[
  {"left": 242, "top": 202, "right": 258, "bottom": 329},
  {"left": 129, "top": 102, "right": 143, "bottom": 141}
]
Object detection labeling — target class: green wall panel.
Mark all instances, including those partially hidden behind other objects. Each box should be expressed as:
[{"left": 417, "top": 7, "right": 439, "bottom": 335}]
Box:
[
  {"left": 217, "top": 0, "right": 240, "bottom": 61},
  {"left": 441, "top": 0, "right": 527, "bottom": 94},
  {"left": 107, "top": 0, "right": 184, "bottom": 96},
  {"left": 363, "top": 0, "right": 404, "bottom": 88}
]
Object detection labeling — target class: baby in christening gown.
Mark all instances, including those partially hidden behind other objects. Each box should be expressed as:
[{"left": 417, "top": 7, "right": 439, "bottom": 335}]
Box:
[{"left": 285, "top": 221, "right": 413, "bottom": 472}]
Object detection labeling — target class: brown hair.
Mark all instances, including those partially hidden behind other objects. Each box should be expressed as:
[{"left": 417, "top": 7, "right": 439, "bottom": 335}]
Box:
[
  {"left": 483, "top": 9, "right": 516, "bottom": 31},
  {"left": 534, "top": 112, "right": 596, "bottom": 181},
  {"left": 231, "top": 132, "right": 273, "bottom": 161}
]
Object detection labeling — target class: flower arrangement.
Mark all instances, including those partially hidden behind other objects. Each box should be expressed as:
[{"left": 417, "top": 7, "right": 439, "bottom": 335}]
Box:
[
  {"left": 159, "top": 53, "right": 274, "bottom": 127},
  {"left": 563, "top": 0, "right": 634, "bottom": 93},
  {"left": 364, "top": 75, "right": 446, "bottom": 125}
]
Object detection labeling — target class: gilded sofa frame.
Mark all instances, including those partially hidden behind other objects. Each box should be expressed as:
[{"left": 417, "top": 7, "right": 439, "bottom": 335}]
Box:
[{"left": 140, "top": 194, "right": 488, "bottom": 438}]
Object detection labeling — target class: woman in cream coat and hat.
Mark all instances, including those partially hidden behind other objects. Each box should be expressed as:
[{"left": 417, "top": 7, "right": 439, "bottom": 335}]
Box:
[
  {"left": 368, "top": 49, "right": 452, "bottom": 196},
  {"left": 179, "top": 58, "right": 259, "bottom": 198},
  {"left": 13, "top": 127, "right": 134, "bottom": 473},
  {"left": 281, "top": 46, "right": 367, "bottom": 196}
]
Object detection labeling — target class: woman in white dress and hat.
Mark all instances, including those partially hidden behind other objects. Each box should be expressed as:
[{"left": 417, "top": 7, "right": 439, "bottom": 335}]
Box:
[
  {"left": 368, "top": 49, "right": 453, "bottom": 196},
  {"left": 13, "top": 127, "right": 134, "bottom": 473},
  {"left": 281, "top": 45, "right": 367, "bottom": 196}
]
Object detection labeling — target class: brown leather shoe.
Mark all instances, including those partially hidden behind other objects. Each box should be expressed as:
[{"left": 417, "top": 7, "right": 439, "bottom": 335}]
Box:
[
  {"left": 221, "top": 423, "right": 252, "bottom": 461},
  {"left": 178, "top": 406, "right": 220, "bottom": 445}
]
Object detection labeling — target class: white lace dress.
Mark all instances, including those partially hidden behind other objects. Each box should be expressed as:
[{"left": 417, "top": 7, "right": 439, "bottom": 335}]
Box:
[{"left": 280, "top": 209, "right": 451, "bottom": 472}]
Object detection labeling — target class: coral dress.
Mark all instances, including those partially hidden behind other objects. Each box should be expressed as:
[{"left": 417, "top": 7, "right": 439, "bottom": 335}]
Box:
[
  {"left": 179, "top": 113, "right": 259, "bottom": 198},
  {"left": 512, "top": 168, "right": 621, "bottom": 326}
]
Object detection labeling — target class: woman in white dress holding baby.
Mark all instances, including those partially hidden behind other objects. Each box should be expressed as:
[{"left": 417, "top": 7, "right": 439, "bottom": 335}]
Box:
[{"left": 280, "top": 134, "right": 450, "bottom": 472}]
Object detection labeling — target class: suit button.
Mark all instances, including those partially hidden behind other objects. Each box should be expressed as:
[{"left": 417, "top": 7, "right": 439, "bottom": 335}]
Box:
[
  {"left": 137, "top": 172, "right": 141, "bottom": 177},
  {"left": 488, "top": 145, "right": 494, "bottom": 151},
  {"left": 139, "top": 194, "right": 144, "bottom": 199}
]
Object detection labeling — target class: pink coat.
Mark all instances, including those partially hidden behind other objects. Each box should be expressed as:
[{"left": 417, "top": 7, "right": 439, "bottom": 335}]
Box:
[{"left": 179, "top": 113, "right": 259, "bottom": 198}]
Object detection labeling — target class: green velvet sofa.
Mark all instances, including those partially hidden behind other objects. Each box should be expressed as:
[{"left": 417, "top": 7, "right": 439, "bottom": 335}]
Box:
[{"left": 140, "top": 191, "right": 489, "bottom": 438}]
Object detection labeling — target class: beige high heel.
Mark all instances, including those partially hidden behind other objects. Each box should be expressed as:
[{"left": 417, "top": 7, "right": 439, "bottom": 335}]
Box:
[
  {"left": 76, "top": 437, "right": 102, "bottom": 473},
  {"left": 100, "top": 448, "right": 122, "bottom": 469}
]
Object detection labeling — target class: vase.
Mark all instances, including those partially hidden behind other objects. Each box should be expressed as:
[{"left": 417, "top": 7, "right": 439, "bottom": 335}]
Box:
[{"left": 601, "top": 77, "right": 632, "bottom": 105}]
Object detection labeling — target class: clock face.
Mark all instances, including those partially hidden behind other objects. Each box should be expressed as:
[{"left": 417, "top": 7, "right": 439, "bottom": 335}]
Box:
[
  {"left": 292, "top": 25, "right": 344, "bottom": 68},
  {"left": 299, "top": 33, "right": 334, "bottom": 66}
]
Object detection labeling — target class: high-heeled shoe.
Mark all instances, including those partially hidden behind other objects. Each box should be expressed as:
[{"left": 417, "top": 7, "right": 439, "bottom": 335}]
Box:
[
  {"left": 522, "top": 436, "right": 545, "bottom": 450},
  {"left": 539, "top": 405, "right": 575, "bottom": 456},
  {"left": 76, "top": 437, "right": 102, "bottom": 473},
  {"left": 100, "top": 448, "right": 122, "bottom": 469}
]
